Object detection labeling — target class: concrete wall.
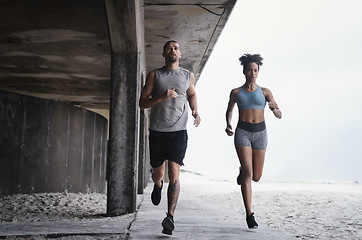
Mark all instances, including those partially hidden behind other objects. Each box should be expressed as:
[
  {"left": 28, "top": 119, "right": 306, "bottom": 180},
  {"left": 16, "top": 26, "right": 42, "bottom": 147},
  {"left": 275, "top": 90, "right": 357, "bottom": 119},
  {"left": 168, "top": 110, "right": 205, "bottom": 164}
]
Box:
[{"left": 0, "top": 91, "right": 108, "bottom": 196}]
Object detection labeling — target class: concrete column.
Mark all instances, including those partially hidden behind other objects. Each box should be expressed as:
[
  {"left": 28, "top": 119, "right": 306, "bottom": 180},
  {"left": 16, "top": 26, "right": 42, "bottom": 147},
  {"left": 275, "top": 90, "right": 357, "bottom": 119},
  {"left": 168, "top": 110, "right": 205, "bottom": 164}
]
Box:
[
  {"left": 138, "top": 109, "right": 146, "bottom": 194},
  {"left": 138, "top": 73, "right": 150, "bottom": 194},
  {"left": 138, "top": 109, "right": 151, "bottom": 193},
  {"left": 105, "top": 0, "right": 146, "bottom": 216},
  {"left": 107, "top": 53, "right": 140, "bottom": 216}
]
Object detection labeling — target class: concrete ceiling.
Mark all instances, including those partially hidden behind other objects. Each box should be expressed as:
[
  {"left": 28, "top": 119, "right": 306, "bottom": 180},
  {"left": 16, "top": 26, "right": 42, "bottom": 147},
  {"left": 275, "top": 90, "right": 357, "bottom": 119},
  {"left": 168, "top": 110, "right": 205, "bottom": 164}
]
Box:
[{"left": 0, "top": 0, "right": 236, "bottom": 109}]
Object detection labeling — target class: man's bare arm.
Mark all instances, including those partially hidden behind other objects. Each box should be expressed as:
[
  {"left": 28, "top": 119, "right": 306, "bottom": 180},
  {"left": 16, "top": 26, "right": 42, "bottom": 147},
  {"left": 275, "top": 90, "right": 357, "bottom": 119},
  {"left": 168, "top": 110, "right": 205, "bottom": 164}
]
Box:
[{"left": 186, "top": 72, "right": 201, "bottom": 127}]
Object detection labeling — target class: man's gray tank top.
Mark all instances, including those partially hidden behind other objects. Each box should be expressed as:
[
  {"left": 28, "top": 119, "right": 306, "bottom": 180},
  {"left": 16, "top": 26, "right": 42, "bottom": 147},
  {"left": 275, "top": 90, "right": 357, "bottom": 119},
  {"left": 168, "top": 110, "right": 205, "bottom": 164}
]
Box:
[{"left": 149, "top": 66, "right": 190, "bottom": 132}]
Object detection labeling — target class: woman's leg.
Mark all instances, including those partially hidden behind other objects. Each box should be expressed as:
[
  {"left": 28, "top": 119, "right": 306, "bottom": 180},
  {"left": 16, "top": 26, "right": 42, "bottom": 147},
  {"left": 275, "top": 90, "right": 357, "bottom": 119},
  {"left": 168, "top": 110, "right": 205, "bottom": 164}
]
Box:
[
  {"left": 236, "top": 147, "right": 266, "bottom": 217},
  {"left": 252, "top": 149, "right": 266, "bottom": 182},
  {"left": 236, "top": 146, "right": 253, "bottom": 217}
]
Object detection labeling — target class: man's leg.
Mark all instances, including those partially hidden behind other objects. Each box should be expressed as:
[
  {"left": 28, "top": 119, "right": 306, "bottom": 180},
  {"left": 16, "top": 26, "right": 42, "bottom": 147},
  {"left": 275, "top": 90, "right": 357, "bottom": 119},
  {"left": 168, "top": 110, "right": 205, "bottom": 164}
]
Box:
[
  {"left": 161, "top": 160, "right": 180, "bottom": 235},
  {"left": 151, "top": 162, "right": 165, "bottom": 206},
  {"left": 152, "top": 162, "right": 165, "bottom": 188},
  {"left": 162, "top": 130, "right": 186, "bottom": 235},
  {"left": 167, "top": 161, "right": 181, "bottom": 216}
]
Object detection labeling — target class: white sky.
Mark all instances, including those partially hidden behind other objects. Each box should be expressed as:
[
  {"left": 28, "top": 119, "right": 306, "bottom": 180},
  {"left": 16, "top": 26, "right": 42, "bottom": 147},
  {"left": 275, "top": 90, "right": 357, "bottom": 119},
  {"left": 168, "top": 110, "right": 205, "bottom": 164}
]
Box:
[{"left": 184, "top": 0, "right": 362, "bottom": 182}]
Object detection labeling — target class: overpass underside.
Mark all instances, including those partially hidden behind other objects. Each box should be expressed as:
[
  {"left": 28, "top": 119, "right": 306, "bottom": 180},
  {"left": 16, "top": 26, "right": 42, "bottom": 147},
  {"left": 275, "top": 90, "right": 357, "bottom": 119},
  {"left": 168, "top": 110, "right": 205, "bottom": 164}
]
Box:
[{"left": 0, "top": 0, "right": 237, "bottom": 216}]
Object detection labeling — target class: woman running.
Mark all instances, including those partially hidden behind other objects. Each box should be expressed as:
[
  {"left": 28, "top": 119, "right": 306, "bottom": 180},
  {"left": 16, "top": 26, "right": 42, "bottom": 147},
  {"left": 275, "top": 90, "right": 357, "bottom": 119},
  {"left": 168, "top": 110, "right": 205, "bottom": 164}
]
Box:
[{"left": 225, "top": 54, "right": 282, "bottom": 228}]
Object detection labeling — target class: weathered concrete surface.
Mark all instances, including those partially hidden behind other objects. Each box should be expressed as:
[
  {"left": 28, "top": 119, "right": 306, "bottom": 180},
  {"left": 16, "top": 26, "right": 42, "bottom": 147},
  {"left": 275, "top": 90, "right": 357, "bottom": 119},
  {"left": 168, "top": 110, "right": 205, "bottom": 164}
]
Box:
[
  {"left": 107, "top": 53, "right": 140, "bottom": 216},
  {"left": 0, "top": 90, "right": 108, "bottom": 196},
  {"left": 0, "top": 0, "right": 236, "bottom": 108},
  {"left": 0, "top": 182, "right": 296, "bottom": 239},
  {"left": 0, "top": 218, "right": 133, "bottom": 238},
  {"left": 105, "top": 0, "right": 143, "bottom": 216},
  {"left": 129, "top": 183, "right": 298, "bottom": 240},
  {"left": 0, "top": 194, "right": 143, "bottom": 238},
  {"left": 0, "top": 0, "right": 111, "bottom": 109}
]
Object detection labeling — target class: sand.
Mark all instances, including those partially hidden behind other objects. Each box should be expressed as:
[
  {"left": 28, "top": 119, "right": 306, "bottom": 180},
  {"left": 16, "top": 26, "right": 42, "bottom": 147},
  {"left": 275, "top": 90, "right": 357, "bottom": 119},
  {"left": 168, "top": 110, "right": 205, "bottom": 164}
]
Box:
[
  {"left": 0, "top": 192, "right": 108, "bottom": 223},
  {"left": 0, "top": 171, "right": 361, "bottom": 239},
  {"left": 180, "top": 172, "right": 362, "bottom": 240}
]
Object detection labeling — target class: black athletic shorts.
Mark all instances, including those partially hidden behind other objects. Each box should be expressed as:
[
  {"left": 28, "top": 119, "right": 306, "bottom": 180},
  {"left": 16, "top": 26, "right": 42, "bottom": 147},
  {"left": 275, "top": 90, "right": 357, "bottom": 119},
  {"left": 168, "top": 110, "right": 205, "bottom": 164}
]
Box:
[{"left": 149, "top": 130, "right": 188, "bottom": 168}]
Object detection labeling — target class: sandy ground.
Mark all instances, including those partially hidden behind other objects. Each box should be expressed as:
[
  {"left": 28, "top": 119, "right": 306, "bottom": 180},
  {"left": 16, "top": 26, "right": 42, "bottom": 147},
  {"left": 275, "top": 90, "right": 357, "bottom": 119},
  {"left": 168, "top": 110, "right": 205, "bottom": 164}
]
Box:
[
  {"left": 180, "top": 172, "right": 362, "bottom": 240},
  {"left": 0, "top": 171, "right": 361, "bottom": 239}
]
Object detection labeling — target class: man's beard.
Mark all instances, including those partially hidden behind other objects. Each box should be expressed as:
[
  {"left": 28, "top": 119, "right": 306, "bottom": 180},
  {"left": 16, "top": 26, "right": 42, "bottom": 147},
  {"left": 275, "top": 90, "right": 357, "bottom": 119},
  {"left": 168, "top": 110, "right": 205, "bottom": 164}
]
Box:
[{"left": 167, "top": 56, "right": 177, "bottom": 63}]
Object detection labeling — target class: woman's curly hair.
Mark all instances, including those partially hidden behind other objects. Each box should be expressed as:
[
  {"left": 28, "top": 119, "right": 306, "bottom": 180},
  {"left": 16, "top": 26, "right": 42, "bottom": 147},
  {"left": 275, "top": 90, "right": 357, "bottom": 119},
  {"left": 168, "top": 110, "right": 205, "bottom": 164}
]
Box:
[{"left": 239, "top": 54, "right": 263, "bottom": 70}]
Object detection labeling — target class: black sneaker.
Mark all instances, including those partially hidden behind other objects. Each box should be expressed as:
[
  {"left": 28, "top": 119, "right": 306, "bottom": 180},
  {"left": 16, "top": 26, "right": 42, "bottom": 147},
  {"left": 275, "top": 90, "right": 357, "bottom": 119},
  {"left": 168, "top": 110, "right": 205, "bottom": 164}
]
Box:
[
  {"left": 151, "top": 180, "right": 163, "bottom": 206},
  {"left": 246, "top": 212, "right": 258, "bottom": 229},
  {"left": 162, "top": 213, "right": 174, "bottom": 235},
  {"left": 237, "top": 166, "right": 242, "bottom": 185}
]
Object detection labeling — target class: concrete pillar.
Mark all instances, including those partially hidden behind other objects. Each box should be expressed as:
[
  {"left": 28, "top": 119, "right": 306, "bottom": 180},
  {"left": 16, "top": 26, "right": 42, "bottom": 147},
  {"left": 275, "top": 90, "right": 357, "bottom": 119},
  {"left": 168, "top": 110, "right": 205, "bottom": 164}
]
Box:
[
  {"left": 107, "top": 53, "right": 140, "bottom": 216},
  {"left": 138, "top": 111, "right": 151, "bottom": 193},
  {"left": 138, "top": 73, "right": 150, "bottom": 194},
  {"left": 138, "top": 109, "right": 146, "bottom": 194},
  {"left": 105, "top": 0, "right": 145, "bottom": 216}
]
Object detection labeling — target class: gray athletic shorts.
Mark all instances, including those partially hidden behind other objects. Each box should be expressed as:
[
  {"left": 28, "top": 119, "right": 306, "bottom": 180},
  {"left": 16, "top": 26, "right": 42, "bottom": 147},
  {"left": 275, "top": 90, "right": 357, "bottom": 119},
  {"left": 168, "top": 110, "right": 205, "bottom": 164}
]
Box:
[{"left": 234, "top": 121, "right": 268, "bottom": 150}]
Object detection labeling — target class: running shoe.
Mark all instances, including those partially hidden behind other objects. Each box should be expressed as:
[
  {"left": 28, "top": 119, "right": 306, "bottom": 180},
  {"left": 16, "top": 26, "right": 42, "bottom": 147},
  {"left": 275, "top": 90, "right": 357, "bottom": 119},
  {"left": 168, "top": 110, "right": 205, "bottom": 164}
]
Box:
[
  {"left": 162, "top": 213, "right": 174, "bottom": 235},
  {"left": 151, "top": 180, "right": 163, "bottom": 206},
  {"left": 246, "top": 212, "right": 258, "bottom": 229}
]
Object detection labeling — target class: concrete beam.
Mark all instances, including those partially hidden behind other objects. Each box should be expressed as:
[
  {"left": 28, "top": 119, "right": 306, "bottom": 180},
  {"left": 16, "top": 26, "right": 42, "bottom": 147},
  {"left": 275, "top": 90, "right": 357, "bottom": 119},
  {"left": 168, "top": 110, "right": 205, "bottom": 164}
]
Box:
[{"left": 104, "top": 0, "right": 138, "bottom": 53}]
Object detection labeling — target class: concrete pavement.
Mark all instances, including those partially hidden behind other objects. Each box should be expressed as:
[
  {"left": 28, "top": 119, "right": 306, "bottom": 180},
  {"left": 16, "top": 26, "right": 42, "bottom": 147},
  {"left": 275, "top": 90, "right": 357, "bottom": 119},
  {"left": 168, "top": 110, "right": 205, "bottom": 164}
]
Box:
[
  {"left": 0, "top": 181, "right": 297, "bottom": 239},
  {"left": 128, "top": 182, "right": 297, "bottom": 240}
]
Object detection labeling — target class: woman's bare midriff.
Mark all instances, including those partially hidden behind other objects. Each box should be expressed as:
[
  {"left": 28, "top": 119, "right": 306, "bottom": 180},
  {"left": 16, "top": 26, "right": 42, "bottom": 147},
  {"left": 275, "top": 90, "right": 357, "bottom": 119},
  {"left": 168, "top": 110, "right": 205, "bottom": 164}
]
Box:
[{"left": 239, "top": 109, "right": 265, "bottom": 123}]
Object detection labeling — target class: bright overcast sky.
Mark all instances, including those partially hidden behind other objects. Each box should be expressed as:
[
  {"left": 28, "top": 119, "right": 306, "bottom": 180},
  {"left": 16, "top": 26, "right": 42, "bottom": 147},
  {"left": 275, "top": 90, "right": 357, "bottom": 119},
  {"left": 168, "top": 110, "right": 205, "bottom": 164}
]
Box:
[{"left": 184, "top": 0, "right": 362, "bottom": 183}]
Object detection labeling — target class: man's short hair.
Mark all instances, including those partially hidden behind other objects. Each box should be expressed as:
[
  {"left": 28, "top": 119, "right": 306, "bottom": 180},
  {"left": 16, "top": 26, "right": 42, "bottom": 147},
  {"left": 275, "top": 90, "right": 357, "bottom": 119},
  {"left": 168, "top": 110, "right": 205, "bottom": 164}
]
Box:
[{"left": 163, "top": 40, "right": 178, "bottom": 52}]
